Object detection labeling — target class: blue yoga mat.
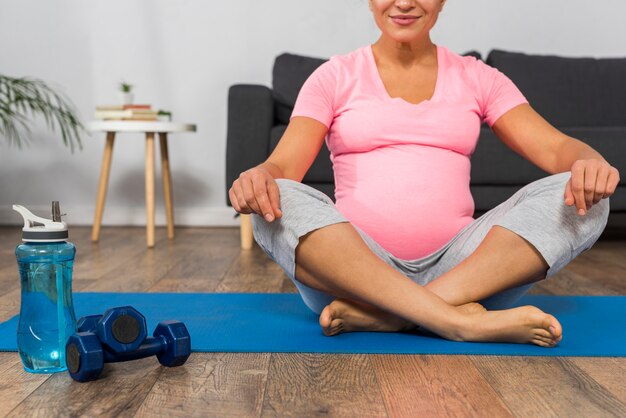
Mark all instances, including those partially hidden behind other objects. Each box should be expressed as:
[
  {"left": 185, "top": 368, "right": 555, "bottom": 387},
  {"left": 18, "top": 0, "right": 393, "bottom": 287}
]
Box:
[{"left": 0, "top": 293, "right": 624, "bottom": 356}]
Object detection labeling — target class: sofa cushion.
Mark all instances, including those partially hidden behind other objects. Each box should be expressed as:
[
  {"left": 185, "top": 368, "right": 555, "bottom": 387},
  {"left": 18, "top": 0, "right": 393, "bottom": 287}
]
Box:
[
  {"left": 487, "top": 50, "right": 626, "bottom": 127},
  {"left": 471, "top": 126, "right": 626, "bottom": 185},
  {"left": 269, "top": 125, "right": 334, "bottom": 183},
  {"left": 273, "top": 53, "right": 327, "bottom": 124},
  {"left": 471, "top": 128, "right": 547, "bottom": 185}
]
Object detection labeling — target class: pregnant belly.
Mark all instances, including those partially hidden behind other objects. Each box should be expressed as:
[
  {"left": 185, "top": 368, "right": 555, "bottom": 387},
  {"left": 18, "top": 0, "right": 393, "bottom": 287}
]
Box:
[{"left": 333, "top": 146, "right": 475, "bottom": 259}]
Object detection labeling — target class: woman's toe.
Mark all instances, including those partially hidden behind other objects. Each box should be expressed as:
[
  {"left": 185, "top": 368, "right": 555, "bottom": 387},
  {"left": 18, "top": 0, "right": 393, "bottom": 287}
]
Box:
[
  {"left": 319, "top": 306, "right": 334, "bottom": 328},
  {"left": 534, "top": 328, "right": 552, "bottom": 339},
  {"left": 324, "top": 318, "right": 343, "bottom": 336},
  {"left": 544, "top": 315, "right": 562, "bottom": 338},
  {"left": 532, "top": 338, "right": 553, "bottom": 348}
]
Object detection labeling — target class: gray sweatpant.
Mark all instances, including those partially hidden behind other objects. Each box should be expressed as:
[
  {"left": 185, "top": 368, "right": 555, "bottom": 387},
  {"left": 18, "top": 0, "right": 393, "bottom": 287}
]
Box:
[{"left": 252, "top": 172, "right": 610, "bottom": 314}]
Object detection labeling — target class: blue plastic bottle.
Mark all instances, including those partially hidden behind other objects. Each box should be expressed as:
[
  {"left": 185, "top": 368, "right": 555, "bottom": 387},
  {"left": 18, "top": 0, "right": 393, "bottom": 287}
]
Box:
[{"left": 13, "top": 202, "right": 77, "bottom": 373}]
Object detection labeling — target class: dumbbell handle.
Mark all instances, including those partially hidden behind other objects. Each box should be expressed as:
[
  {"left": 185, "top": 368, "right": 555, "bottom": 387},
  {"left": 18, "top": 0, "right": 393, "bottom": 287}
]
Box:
[{"left": 102, "top": 335, "right": 167, "bottom": 363}]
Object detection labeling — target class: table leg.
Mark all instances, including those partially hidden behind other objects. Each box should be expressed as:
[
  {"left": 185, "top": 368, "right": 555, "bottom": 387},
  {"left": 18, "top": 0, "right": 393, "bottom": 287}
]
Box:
[
  {"left": 146, "top": 133, "right": 156, "bottom": 248},
  {"left": 159, "top": 133, "right": 175, "bottom": 240},
  {"left": 92, "top": 132, "right": 115, "bottom": 242}
]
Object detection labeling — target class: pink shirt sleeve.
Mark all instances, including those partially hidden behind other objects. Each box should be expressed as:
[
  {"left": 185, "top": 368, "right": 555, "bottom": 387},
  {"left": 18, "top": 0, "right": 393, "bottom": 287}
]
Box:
[
  {"left": 475, "top": 60, "right": 528, "bottom": 127},
  {"left": 290, "top": 60, "right": 337, "bottom": 128}
]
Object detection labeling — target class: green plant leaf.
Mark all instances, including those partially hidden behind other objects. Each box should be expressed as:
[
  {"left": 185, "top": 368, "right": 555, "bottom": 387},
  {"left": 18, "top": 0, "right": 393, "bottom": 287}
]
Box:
[{"left": 0, "top": 74, "right": 84, "bottom": 151}]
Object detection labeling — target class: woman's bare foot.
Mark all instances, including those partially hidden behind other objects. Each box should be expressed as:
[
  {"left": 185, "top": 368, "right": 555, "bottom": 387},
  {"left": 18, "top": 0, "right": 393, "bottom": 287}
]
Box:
[
  {"left": 319, "top": 299, "right": 487, "bottom": 337},
  {"left": 459, "top": 305, "right": 563, "bottom": 347},
  {"left": 319, "top": 299, "right": 562, "bottom": 348},
  {"left": 319, "top": 299, "right": 417, "bottom": 336}
]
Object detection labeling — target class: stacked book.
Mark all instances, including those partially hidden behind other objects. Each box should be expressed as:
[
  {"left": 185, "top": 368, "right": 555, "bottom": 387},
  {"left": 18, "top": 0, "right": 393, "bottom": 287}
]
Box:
[{"left": 95, "top": 104, "right": 158, "bottom": 121}]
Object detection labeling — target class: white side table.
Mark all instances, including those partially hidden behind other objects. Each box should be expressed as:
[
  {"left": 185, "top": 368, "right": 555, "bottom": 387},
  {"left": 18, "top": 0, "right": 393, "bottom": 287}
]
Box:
[{"left": 87, "top": 121, "right": 197, "bottom": 248}]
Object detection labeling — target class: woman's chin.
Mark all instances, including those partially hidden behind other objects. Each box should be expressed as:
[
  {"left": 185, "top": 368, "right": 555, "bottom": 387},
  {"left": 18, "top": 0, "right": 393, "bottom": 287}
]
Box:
[{"left": 384, "top": 32, "right": 427, "bottom": 45}]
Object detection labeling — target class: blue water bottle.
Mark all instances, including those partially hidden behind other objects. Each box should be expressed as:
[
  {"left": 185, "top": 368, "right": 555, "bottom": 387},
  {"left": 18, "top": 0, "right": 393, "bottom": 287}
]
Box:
[{"left": 13, "top": 202, "right": 77, "bottom": 373}]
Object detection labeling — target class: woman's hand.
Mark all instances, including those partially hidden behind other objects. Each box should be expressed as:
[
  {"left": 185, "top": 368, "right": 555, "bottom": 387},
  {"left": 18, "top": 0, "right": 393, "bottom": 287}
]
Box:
[
  {"left": 564, "top": 159, "right": 620, "bottom": 215},
  {"left": 228, "top": 117, "right": 327, "bottom": 222},
  {"left": 229, "top": 167, "right": 282, "bottom": 222}
]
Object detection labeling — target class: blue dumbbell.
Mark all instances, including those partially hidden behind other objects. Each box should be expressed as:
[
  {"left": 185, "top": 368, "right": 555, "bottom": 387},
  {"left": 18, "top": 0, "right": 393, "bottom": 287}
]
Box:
[
  {"left": 95, "top": 306, "right": 148, "bottom": 353},
  {"left": 73, "top": 306, "right": 148, "bottom": 354},
  {"left": 65, "top": 307, "right": 191, "bottom": 382},
  {"left": 76, "top": 314, "right": 102, "bottom": 333}
]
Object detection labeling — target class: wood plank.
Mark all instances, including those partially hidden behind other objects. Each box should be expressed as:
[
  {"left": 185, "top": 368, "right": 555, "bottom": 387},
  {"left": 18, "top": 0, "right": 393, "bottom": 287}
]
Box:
[
  {"left": 372, "top": 354, "right": 512, "bottom": 417},
  {"left": 72, "top": 227, "right": 144, "bottom": 280},
  {"left": 564, "top": 256, "right": 626, "bottom": 294},
  {"left": 7, "top": 357, "right": 164, "bottom": 417},
  {"left": 0, "top": 353, "right": 50, "bottom": 417},
  {"left": 262, "top": 354, "right": 387, "bottom": 417},
  {"left": 528, "top": 267, "right": 622, "bottom": 296},
  {"left": 279, "top": 277, "right": 298, "bottom": 294},
  {"left": 0, "top": 244, "right": 18, "bottom": 268},
  {"left": 148, "top": 228, "right": 241, "bottom": 292},
  {"left": 0, "top": 288, "right": 21, "bottom": 322},
  {"left": 577, "top": 243, "right": 626, "bottom": 270},
  {"left": 568, "top": 358, "right": 626, "bottom": 402},
  {"left": 136, "top": 353, "right": 270, "bottom": 417},
  {"left": 472, "top": 356, "right": 626, "bottom": 416},
  {"left": 81, "top": 232, "right": 175, "bottom": 292},
  {"left": 0, "top": 265, "right": 20, "bottom": 299},
  {"left": 160, "top": 229, "right": 241, "bottom": 280},
  {"left": 217, "top": 246, "right": 289, "bottom": 293}
]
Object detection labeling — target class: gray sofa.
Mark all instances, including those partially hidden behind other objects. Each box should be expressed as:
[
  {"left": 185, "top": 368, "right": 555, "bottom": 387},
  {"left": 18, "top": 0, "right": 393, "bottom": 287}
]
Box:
[{"left": 226, "top": 50, "right": 626, "bottom": 221}]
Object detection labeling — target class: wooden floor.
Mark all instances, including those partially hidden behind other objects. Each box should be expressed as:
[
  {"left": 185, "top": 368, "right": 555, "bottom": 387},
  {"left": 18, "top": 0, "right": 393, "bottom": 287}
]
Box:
[{"left": 0, "top": 225, "right": 625, "bottom": 417}]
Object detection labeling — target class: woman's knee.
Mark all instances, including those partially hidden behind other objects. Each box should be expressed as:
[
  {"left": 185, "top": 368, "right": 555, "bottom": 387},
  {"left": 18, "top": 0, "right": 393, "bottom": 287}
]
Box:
[
  {"left": 529, "top": 172, "right": 610, "bottom": 232},
  {"left": 579, "top": 197, "right": 610, "bottom": 247},
  {"left": 252, "top": 179, "right": 340, "bottom": 257},
  {"left": 274, "top": 178, "right": 304, "bottom": 197},
  {"left": 269, "top": 179, "right": 334, "bottom": 223},
  {"left": 527, "top": 172, "right": 570, "bottom": 197}
]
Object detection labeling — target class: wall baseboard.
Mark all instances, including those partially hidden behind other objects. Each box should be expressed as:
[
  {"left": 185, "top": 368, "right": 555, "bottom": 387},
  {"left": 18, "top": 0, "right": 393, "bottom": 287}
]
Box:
[{"left": 0, "top": 205, "right": 240, "bottom": 227}]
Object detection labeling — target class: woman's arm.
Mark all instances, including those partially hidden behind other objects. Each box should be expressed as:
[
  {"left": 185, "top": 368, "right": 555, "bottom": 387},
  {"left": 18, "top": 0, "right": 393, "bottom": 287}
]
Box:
[
  {"left": 229, "top": 116, "right": 328, "bottom": 221},
  {"left": 491, "top": 103, "right": 620, "bottom": 215},
  {"left": 265, "top": 117, "right": 329, "bottom": 181}
]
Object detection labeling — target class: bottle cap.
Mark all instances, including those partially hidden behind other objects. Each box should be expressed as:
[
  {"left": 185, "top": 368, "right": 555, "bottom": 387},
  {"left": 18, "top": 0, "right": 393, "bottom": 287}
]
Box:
[{"left": 12, "top": 202, "right": 69, "bottom": 242}]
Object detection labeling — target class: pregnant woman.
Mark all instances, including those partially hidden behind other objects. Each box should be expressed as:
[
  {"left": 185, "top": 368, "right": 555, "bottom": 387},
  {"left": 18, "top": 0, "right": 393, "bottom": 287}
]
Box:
[{"left": 229, "top": 0, "right": 618, "bottom": 346}]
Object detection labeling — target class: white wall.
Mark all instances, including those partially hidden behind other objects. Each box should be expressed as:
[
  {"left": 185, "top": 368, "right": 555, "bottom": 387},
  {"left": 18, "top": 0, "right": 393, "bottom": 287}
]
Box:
[{"left": 1, "top": 0, "right": 625, "bottom": 227}]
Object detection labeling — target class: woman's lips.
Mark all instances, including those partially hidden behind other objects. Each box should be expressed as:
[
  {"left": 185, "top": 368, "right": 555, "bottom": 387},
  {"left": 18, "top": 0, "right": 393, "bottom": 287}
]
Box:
[{"left": 390, "top": 15, "right": 420, "bottom": 26}]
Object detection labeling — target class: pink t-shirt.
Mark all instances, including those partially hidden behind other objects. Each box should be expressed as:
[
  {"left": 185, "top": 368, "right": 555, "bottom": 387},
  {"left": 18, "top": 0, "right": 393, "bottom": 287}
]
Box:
[{"left": 291, "top": 45, "right": 528, "bottom": 260}]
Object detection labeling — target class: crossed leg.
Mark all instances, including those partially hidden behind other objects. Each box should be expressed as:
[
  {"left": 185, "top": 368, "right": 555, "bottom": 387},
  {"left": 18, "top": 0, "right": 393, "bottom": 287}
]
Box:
[
  {"left": 423, "top": 224, "right": 549, "bottom": 306},
  {"left": 294, "top": 222, "right": 561, "bottom": 347}
]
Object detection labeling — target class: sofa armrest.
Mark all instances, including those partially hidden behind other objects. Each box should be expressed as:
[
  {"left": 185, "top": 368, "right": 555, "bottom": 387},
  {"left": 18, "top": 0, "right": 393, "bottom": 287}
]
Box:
[{"left": 226, "top": 84, "right": 275, "bottom": 205}]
